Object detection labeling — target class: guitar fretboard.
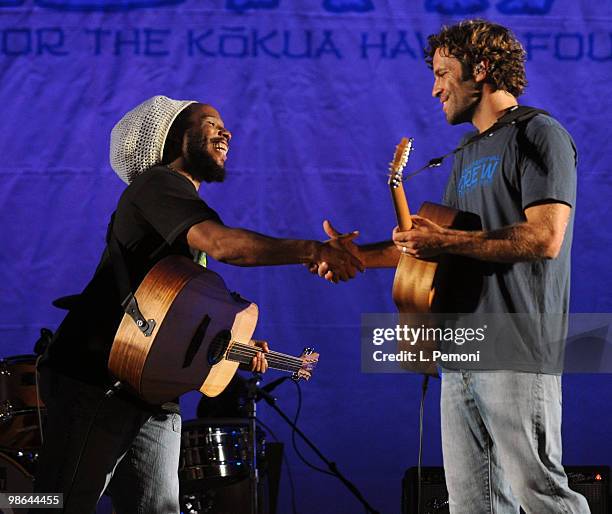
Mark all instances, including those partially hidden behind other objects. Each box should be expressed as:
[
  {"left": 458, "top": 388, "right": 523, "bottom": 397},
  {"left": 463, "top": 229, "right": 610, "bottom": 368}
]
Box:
[
  {"left": 227, "top": 342, "right": 305, "bottom": 373},
  {"left": 388, "top": 137, "right": 414, "bottom": 231}
]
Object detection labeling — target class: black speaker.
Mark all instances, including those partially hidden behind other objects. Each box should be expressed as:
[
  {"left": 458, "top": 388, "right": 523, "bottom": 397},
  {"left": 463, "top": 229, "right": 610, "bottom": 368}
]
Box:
[
  {"left": 402, "top": 465, "right": 610, "bottom": 514},
  {"left": 402, "top": 467, "right": 449, "bottom": 514},
  {"left": 565, "top": 466, "right": 609, "bottom": 514}
]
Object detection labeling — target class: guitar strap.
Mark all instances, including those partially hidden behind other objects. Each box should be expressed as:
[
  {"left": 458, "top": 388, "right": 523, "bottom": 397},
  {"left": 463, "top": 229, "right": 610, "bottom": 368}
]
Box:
[
  {"left": 403, "top": 105, "right": 549, "bottom": 181},
  {"left": 461, "top": 105, "right": 549, "bottom": 147},
  {"left": 105, "top": 211, "right": 207, "bottom": 336},
  {"left": 106, "top": 213, "right": 157, "bottom": 336}
]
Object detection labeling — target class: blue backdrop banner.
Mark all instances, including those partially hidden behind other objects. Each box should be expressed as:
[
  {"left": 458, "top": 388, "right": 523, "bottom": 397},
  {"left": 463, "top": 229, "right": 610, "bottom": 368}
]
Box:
[{"left": 1, "top": 1, "right": 611, "bottom": 512}]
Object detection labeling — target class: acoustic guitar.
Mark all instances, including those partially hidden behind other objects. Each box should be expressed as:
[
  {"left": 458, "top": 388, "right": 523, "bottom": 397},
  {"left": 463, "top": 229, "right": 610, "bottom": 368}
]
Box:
[
  {"left": 388, "top": 138, "right": 483, "bottom": 374},
  {"left": 108, "top": 256, "right": 318, "bottom": 404},
  {"left": 389, "top": 137, "right": 482, "bottom": 314}
]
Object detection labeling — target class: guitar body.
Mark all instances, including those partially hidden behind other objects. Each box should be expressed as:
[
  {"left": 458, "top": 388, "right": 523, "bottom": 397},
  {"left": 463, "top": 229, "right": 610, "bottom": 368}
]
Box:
[
  {"left": 108, "top": 256, "right": 258, "bottom": 404},
  {"left": 392, "top": 201, "right": 483, "bottom": 314},
  {"left": 388, "top": 139, "right": 483, "bottom": 375}
]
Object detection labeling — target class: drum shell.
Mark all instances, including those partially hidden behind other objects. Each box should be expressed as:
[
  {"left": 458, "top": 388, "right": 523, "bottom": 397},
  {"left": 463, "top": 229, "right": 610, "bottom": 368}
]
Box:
[
  {"left": 0, "top": 356, "right": 45, "bottom": 450},
  {"left": 179, "top": 418, "right": 265, "bottom": 487},
  {"left": 0, "top": 356, "right": 44, "bottom": 410}
]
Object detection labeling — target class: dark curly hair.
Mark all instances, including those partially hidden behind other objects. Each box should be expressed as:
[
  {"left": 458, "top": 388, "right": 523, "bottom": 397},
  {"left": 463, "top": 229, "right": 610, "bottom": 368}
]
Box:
[{"left": 425, "top": 19, "right": 527, "bottom": 97}]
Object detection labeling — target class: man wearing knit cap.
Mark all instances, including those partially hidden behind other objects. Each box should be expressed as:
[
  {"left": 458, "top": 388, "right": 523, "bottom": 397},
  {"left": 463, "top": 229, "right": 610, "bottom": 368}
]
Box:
[{"left": 33, "top": 96, "right": 363, "bottom": 514}]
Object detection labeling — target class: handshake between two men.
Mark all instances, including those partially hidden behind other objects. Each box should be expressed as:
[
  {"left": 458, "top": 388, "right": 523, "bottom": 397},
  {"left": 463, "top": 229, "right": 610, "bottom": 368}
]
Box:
[{"left": 308, "top": 215, "right": 446, "bottom": 283}]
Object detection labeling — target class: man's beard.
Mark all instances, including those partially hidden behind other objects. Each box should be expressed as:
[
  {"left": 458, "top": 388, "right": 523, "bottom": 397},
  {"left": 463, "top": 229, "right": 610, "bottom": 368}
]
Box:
[
  {"left": 184, "top": 132, "right": 226, "bottom": 183},
  {"left": 447, "top": 80, "right": 482, "bottom": 126}
]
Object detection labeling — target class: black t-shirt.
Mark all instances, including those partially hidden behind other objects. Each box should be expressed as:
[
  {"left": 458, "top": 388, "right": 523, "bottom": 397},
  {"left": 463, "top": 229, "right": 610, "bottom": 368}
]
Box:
[{"left": 44, "top": 166, "right": 221, "bottom": 389}]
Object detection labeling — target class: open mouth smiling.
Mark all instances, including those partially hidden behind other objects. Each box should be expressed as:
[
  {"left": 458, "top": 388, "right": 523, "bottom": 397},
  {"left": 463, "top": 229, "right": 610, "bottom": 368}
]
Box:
[{"left": 212, "top": 141, "right": 229, "bottom": 155}]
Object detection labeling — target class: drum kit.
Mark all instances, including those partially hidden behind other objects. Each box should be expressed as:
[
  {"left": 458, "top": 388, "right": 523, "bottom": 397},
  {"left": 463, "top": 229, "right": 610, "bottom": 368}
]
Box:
[
  {"left": 181, "top": 418, "right": 266, "bottom": 484},
  {"left": 0, "top": 354, "right": 44, "bottom": 512},
  {"left": 0, "top": 354, "right": 273, "bottom": 514},
  {"left": 180, "top": 418, "right": 271, "bottom": 514},
  {"left": 0, "top": 330, "right": 276, "bottom": 514}
]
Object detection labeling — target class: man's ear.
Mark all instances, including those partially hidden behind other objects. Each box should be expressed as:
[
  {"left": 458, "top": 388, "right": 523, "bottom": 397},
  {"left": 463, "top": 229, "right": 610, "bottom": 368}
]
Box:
[
  {"left": 180, "top": 131, "right": 190, "bottom": 159},
  {"left": 473, "top": 60, "right": 488, "bottom": 82}
]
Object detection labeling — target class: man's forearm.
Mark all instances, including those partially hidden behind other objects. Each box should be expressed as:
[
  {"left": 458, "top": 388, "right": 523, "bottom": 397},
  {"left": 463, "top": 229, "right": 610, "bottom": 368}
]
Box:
[
  {"left": 443, "top": 223, "right": 559, "bottom": 263},
  {"left": 210, "top": 228, "right": 320, "bottom": 266},
  {"left": 359, "top": 241, "right": 399, "bottom": 268}
]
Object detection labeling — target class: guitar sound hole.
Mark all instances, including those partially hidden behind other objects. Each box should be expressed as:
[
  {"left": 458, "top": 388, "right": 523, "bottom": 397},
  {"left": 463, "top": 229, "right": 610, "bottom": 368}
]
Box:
[{"left": 208, "top": 330, "right": 231, "bottom": 365}]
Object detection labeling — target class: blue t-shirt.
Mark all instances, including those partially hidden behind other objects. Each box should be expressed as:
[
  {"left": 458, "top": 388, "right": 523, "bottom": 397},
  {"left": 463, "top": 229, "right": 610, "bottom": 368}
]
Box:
[{"left": 442, "top": 113, "right": 577, "bottom": 372}]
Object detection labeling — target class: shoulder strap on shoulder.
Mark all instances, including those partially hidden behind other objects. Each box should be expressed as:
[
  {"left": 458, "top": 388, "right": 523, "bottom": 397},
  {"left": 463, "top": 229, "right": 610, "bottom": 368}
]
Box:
[
  {"left": 403, "top": 106, "right": 550, "bottom": 181},
  {"left": 105, "top": 212, "right": 157, "bottom": 336},
  {"left": 464, "top": 105, "right": 549, "bottom": 146}
]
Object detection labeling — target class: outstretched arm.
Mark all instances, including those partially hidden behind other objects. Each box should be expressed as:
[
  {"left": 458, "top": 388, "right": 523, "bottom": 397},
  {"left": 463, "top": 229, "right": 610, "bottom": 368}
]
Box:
[
  {"left": 308, "top": 220, "right": 400, "bottom": 281},
  {"left": 186, "top": 218, "right": 364, "bottom": 282},
  {"left": 321, "top": 220, "right": 399, "bottom": 269}
]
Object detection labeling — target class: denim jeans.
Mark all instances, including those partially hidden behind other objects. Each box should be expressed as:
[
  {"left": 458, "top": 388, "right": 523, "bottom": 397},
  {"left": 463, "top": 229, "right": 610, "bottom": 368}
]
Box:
[
  {"left": 441, "top": 371, "right": 590, "bottom": 514},
  {"left": 33, "top": 367, "right": 181, "bottom": 514}
]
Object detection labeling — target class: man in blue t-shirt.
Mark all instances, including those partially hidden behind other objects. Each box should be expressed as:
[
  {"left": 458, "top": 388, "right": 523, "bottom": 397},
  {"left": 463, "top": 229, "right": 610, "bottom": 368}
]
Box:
[{"left": 322, "top": 19, "right": 589, "bottom": 514}]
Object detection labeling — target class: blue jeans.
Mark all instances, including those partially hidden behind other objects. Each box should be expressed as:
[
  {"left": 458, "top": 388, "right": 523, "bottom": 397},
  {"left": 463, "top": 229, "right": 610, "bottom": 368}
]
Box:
[
  {"left": 33, "top": 367, "right": 181, "bottom": 514},
  {"left": 441, "top": 371, "right": 590, "bottom": 514}
]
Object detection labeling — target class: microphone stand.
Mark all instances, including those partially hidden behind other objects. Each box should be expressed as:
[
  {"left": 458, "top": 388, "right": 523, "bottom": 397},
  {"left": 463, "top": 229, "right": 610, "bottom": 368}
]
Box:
[{"left": 257, "top": 384, "right": 380, "bottom": 514}]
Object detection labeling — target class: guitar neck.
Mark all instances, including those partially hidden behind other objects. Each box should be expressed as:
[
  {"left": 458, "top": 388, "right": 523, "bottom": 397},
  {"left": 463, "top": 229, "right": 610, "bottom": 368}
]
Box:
[
  {"left": 390, "top": 181, "right": 413, "bottom": 231},
  {"left": 226, "top": 342, "right": 304, "bottom": 373}
]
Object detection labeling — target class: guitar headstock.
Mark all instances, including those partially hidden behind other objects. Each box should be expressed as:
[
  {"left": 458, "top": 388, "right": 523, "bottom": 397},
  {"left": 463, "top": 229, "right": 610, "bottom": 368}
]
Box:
[
  {"left": 292, "top": 347, "right": 319, "bottom": 382},
  {"left": 388, "top": 137, "right": 414, "bottom": 189}
]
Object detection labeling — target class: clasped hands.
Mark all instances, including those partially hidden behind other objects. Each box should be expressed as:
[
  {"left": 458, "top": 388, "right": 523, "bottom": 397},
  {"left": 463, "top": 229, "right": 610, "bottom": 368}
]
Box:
[
  {"left": 308, "top": 220, "right": 363, "bottom": 283},
  {"left": 308, "top": 215, "right": 448, "bottom": 283}
]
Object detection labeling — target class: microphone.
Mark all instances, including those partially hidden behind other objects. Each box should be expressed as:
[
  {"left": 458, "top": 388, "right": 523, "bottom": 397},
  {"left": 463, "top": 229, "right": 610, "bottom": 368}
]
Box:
[
  {"left": 255, "top": 376, "right": 291, "bottom": 405},
  {"left": 261, "top": 376, "right": 290, "bottom": 393}
]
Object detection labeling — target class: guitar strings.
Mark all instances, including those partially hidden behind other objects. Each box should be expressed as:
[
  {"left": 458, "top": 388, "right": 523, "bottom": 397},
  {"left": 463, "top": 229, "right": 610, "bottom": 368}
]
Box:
[
  {"left": 231, "top": 343, "right": 307, "bottom": 364},
  {"left": 228, "top": 348, "right": 301, "bottom": 363},
  {"left": 228, "top": 344, "right": 312, "bottom": 369},
  {"left": 228, "top": 351, "right": 301, "bottom": 372},
  {"left": 206, "top": 341, "right": 304, "bottom": 369},
  {"left": 228, "top": 348, "right": 305, "bottom": 368}
]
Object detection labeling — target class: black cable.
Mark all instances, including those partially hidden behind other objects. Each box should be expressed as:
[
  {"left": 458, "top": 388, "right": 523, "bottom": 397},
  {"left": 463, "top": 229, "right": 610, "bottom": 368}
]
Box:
[
  {"left": 256, "top": 419, "right": 299, "bottom": 514},
  {"left": 290, "top": 381, "right": 334, "bottom": 477},
  {"left": 255, "top": 418, "right": 279, "bottom": 444},
  {"left": 63, "top": 381, "right": 121, "bottom": 513},
  {"left": 417, "top": 375, "right": 430, "bottom": 514},
  {"left": 262, "top": 389, "right": 379, "bottom": 514}
]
